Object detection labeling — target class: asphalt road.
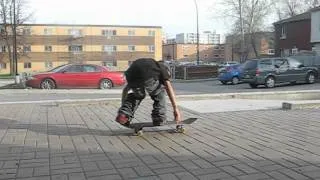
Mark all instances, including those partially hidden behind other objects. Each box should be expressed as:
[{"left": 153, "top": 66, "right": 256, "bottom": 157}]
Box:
[{"left": 0, "top": 80, "right": 320, "bottom": 102}]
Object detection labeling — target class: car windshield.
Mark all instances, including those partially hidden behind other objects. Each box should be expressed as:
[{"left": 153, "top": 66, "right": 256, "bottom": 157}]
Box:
[
  {"left": 47, "top": 64, "right": 69, "bottom": 72},
  {"left": 243, "top": 60, "right": 257, "bottom": 70}
]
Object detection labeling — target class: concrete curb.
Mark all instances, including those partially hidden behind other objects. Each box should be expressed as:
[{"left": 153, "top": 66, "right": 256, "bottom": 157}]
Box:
[
  {"left": 282, "top": 100, "right": 320, "bottom": 110},
  {"left": 176, "top": 90, "right": 320, "bottom": 100},
  {"left": 1, "top": 90, "right": 320, "bottom": 112}
]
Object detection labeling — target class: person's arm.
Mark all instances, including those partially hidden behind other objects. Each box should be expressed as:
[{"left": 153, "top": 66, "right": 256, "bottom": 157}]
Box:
[
  {"left": 121, "top": 84, "right": 130, "bottom": 105},
  {"left": 164, "top": 80, "right": 182, "bottom": 123}
]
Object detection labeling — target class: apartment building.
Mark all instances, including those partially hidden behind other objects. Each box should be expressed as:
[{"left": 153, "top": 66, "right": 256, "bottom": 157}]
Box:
[
  {"left": 175, "top": 31, "right": 220, "bottom": 45},
  {"left": 0, "top": 24, "right": 162, "bottom": 74},
  {"left": 163, "top": 43, "right": 225, "bottom": 63}
]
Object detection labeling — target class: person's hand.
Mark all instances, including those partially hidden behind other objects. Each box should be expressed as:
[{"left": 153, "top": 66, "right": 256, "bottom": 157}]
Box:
[{"left": 173, "top": 107, "right": 182, "bottom": 124}]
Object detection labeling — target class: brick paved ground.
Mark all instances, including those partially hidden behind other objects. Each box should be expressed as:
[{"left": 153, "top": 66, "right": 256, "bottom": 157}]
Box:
[{"left": 0, "top": 100, "right": 320, "bottom": 180}]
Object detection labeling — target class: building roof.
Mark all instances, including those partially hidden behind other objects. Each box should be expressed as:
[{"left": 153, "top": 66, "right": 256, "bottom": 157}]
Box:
[
  {"left": 20, "top": 23, "right": 162, "bottom": 28},
  {"left": 273, "top": 11, "right": 311, "bottom": 25}
]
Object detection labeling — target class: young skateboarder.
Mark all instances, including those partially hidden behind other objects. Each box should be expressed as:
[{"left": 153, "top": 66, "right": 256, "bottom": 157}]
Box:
[{"left": 115, "top": 58, "right": 182, "bottom": 127}]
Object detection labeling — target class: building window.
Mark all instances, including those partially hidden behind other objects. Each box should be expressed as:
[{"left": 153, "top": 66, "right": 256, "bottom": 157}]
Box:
[
  {"left": 128, "top": 45, "right": 135, "bottom": 52},
  {"left": 280, "top": 25, "right": 287, "bottom": 39},
  {"left": 102, "top": 60, "right": 117, "bottom": 67},
  {"left": 102, "top": 45, "right": 117, "bottom": 52},
  {"left": 0, "top": 63, "right": 6, "bottom": 69},
  {"left": 45, "top": 45, "right": 52, "bottom": 52},
  {"left": 128, "top": 30, "right": 135, "bottom": 36},
  {"left": 148, "top": 30, "right": 155, "bottom": 36},
  {"left": 23, "top": 45, "right": 31, "bottom": 52},
  {"left": 44, "top": 61, "right": 53, "bottom": 69},
  {"left": 102, "top": 29, "right": 117, "bottom": 36},
  {"left": 68, "top": 29, "right": 82, "bottom": 37},
  {"left": 68, "top": 45, "right": 83, "bottom": 52},
  {"left": 1, "top": 46, "right": 6, "bottom": 52},
  {"left": 44, "top": 28, "right": 53, "bottom": 35},
  {"left": 24, "top": 62, "right": 32, "bottom": 69},
  {"left": 214, "top": 55, "right": 219, "bottom": 57},
  {"left": 268, "top": 49, "right": 275, "bottom": 55},
  {"left": 148, "top": 45, "right": 155, "bottom": 52},
  {"left": 292, "top": 47, "right": 298, "bottom": 54},
  {"left": 23, "top": 28, "right": 31, "bottom": 35}
]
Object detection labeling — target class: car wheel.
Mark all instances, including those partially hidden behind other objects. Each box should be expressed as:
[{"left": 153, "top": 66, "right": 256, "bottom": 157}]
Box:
[
  {"left": 249, "top": 83, "right": 257, "bottom": 88},
  {"left": 231, "top": 77, "right": 239, "bottom": 85},
  {"left": 265, "top": 76, "right": 275, "bottom": 88},
  {"left": 306, "top": 72, "right": 315, "bottom": 84},
  {"left": 100, "top": 79, "right": 113, "bottom": 89},
  {"left": 40, "top": 79, "right": 56, "bottom": 89},
  {"left": 220, "top": 81, "right": 227, "bottom": 85}
]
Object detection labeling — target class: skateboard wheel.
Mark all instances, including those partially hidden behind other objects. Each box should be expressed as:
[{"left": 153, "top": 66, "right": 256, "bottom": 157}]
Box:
[
  {"left": 176, "top": 125, "right": 185, "bottom": 133},
  {"left": 136, "top": 130, "right": 143, "bottom": 136},
  {"left": 177, "top": 128, "right": 185, "bottom": 133}
]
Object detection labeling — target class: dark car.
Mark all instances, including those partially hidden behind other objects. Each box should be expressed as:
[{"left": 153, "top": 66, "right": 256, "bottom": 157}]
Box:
[
  {"left": 290, "top": 55, "right": 320, "bottom": 77},
  {"left": 26, "top": 64, "right": 126, "bottom": 89},
  {"left": 241, "top": 57, "right": 318, "bottom": 88},
  {"left": 218, "top": 64, "right": 243, "bottom": 85}
]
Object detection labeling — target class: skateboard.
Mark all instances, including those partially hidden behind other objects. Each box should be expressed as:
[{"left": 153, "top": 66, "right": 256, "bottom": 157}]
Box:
[{"left": 128, "top": 118, "right": 197, "bottom": 136}]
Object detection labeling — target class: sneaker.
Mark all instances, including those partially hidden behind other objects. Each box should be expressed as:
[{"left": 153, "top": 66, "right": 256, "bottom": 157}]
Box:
[{"left": 116, "top": 114, "right": 130, "bottom": 127}]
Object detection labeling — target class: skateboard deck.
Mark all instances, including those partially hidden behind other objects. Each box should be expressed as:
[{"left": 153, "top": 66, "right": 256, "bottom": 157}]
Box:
[{"left": 128, "top": 118, "right": 197, "bottom": 136}]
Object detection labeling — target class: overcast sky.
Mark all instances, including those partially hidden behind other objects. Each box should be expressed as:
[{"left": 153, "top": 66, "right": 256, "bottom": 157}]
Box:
[{"left": 27, "top": 0, "right": 226, "bottom": 39}]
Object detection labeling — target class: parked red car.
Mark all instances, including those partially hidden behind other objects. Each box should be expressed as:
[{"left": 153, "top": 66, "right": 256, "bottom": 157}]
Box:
[{"left": 26, "top": 64, "right": 126, "bottom": 89}]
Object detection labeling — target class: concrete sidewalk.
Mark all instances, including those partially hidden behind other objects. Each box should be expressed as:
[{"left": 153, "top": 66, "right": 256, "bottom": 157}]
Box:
[{"left": 0, "top": 99, "right": 320, "bottom": 180}]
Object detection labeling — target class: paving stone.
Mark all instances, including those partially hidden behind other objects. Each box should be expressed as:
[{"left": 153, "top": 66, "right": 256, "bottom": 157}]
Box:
[
  {"left": 158, "top": 173, "right": 179, "bottom": 180},
  {"left": 220, "top": 165, "right": 245, "bottom": 176},
  {"left": 16, "top": 176, "right": 51, "bottom": 180},
  {"left": 133, "top": 165, "right": 155, "bottom": 176},
  {"left": 51, "top": 167, "right": 83, "bottom": 175},
  {"left": 301, "top": 170, "right": 320, "bottom": 179},
  {"left": 267, "top": 171, "right": 298, "bottom": 180},
  {"left": 86, "top": 169, "right": 118, "bottom": 178},
  {"left": 198, "top": 172, "right": 232, "bottom": 180},
  {"left": 175, "top": 171, "right": 198, "bottom": 180},
  {"left": 277, "top": 169, "right": 311, "bottom": 180},
  {"left": 87, "top": 174, "right": 122, "bottom": 180},
  {"left": 51, "top": 174, "right": 68, "bottom": 180},
  {"left": 33, "top": 166, "right": 50, "bottom": 176},
  {"left": 237, "top": 173, "right": 270, "bottom": 180},
  {"left": 1, "top": 102, "right": 320, "bottom": 180},
  {"left": 117, "top": 167, "right": 138, "bottom": 179},
  {"left": 190, "top": 167, "right": 221, "bottom": 176},
  {"left": 16, "top": 167, "right": 34, "bottom": 178},
  {"left": 68, "top": 172, "right": 86, "bottom": 180}
]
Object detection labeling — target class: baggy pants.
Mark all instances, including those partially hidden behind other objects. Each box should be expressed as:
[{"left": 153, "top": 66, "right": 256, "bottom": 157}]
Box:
[{"left": 118, "top": 78, "right": 166, "bottom": 125}]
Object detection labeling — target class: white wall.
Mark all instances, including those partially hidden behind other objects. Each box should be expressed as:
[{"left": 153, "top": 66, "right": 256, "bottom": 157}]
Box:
[{"left": 311, "top": 10, "right": 320, "bottom": 43}]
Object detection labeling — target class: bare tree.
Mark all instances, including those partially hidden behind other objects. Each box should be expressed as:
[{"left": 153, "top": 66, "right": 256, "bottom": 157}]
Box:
[
  {"left": 305, "top": 0, "right": 320, "bottom": 9},
  {"left": 217, "top": 0, "right": 274, "bottom": 60},
  {"left": 275, "top": 0, "right": 320, "bottom": 20},
  {"left": 0, "top": 0, "right": 32, "bottom": 75}
]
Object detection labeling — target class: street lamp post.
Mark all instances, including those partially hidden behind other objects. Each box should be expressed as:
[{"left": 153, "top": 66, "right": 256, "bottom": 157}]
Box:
[
  {"left": 193, "top": 0, "right": 200, "bottom": 65},
  {"left": 13, "top": 0, "right": 19, "bottom": 83}
]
